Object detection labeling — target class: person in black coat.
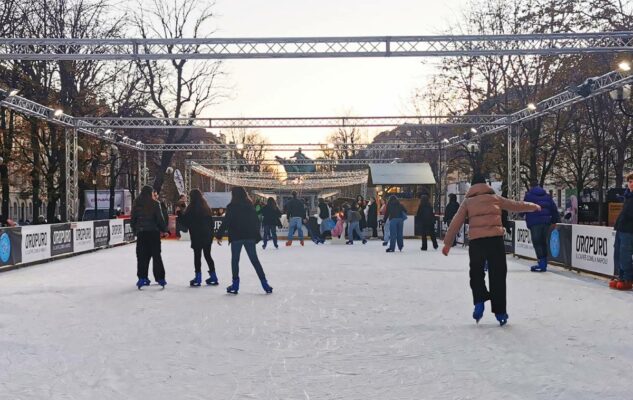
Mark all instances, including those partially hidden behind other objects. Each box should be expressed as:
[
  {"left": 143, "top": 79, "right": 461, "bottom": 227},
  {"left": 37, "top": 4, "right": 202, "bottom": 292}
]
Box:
[
  {"left": 130, "top": 185, "right": 168, "bottom": 289},
  {"left": 386, "top": 196, "right": 407, "bottom": 252},
  {"left": 216, "top": 187, "right": 273, "bottom": 294},
  {"left": 177, "top": 189, "right": 218, "bottom": 287},
  {"left": 444, "top": 194, "right": 460, "bottom": 247},
  {"left": 356, "top": 195, "right": 368, "bottom": 231},
  {"left": 416, "top": 195, "right": 438, "bottom": 250},
  {"left": 367, "top": 197, "right": 378, "bottom": 238},
  {"left": 261, "top": 197, "right": 283, "bottom": 249}
]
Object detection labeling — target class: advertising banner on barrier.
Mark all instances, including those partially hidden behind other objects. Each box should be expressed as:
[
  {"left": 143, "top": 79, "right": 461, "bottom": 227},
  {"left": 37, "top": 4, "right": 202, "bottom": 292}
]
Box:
[
  {"left": 571, "top": 224, "right": 615, "bottom": 276},
  {"left": 21, "top": 225, "right": 50, "bottom": 263},
  {"left": 73, "top": 222, "right": 94, "bottom": 253},
  {"left": 547, "top": 224, "right": 572, "bottom": 266},
  {"left": 504, "top": 221, "right": 515, "bottom": 253},
  {"left": 123, "top": 219, "right": 135, "bottom": 242},
  {"left": 51, "top": 223, "right": 73, "bottom": 256},
  {"left": 0, "top": 227, "right": 22, "bottom": 267},
  {"left": 93, "top": 220, "right": 110, "bottom": 248},
  {"left": 513, "top": 220, "right": 534, "bottom": 258},
  {"left": 109, "top": 219, "right": 124, "bottom": 245}
]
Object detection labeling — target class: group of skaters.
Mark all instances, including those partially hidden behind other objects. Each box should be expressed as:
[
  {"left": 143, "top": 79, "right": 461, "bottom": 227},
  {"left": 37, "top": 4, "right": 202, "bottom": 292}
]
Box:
[{"left": 130, "top": 185, "right": 272, "bottom": 295}]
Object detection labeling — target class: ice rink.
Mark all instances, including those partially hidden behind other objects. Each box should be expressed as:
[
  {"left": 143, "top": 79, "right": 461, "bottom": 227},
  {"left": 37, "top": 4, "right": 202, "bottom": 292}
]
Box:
[{"left": 1, "top": 238, "right": 632, "bottom": 399}]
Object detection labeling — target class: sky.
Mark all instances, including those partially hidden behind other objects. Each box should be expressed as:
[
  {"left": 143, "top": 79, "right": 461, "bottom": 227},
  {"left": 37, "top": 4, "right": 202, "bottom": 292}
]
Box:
[{"left": 202, "top": 0, "right": 469, "bottom": 156}]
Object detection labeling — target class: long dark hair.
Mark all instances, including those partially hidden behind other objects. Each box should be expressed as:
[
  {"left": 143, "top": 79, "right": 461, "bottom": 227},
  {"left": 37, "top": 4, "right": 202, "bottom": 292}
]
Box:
[
  {"left": 266, "top": 196, "right": 279, "bottom": 211},
  {"left": 420, "top": 195, "right": 431, "bottom": 207},
  {"left": 388, "top": 195, "right": 399, "bottom": 206},
  {"left": 134, "top": 185, "right": 156, "bottom": 214},
  {"left": 230, "top": 186, "right": 252, "bottom": 206},
  {"left": 185, "top": 189, "right": 213, "bottom": 217}
]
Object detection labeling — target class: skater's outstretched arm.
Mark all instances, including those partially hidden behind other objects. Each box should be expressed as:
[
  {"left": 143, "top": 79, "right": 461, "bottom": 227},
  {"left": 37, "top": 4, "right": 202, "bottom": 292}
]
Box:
[
  {"left": 498, "top": 197, "right": 541, "bottom": 213},
  {"left": 443, "top": 201, "right": 468, "bottom": 254}
]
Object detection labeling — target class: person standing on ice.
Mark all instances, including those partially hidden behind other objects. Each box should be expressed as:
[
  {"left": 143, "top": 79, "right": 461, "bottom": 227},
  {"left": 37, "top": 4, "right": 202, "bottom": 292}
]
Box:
[
  {"left": 284, "top": 191, "right": 306, "bottom": 246},
  {"left": 385, "top": 195, "right": 407, "bottom": 252},
  {"left": 442, "top": 174, "right": 540, "bottom": 326},
  {"left": 216, "top": 187, "right": 273, "bottom": 295},
  {"left": 261, "top": 197, "right": 282, "bottom": 249},
  {"left": 176, "top": 189, "right": 218, "bottom": 287},
  {"left": 610, "top": 172, "right": 633, "bottom": 290},
  {"left": 416, "top": 194, "right": 438, "bottom": 251},
  {"left": 130, "top": 185, "right": 169, "bottom": 289},
  {"left": 444, "top": 194, "right": 460, "bottom": 247},
  {"left": 523, "top": 181, "right": 559, "bottom": 272},
  {"left": 346, "top": 203, "right": 367, "bottom": 245}
]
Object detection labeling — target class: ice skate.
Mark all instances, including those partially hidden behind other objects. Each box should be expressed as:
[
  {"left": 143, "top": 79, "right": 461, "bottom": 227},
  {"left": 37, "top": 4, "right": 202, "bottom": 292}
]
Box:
[
  {"left": 190, "top": 272, "right": 202, "bottom": 287},
  {"left": 495, "top": 313, "right": 509, "bottom": 326},
  {"left": 530, "top": 258, "right": 547, "bottom": 272},
  {"left": 261, "top": 280, "right": 273, "bottom": 294},
  {"left": 136, "top": 278, "right": 151, "bottom": 289},
  {"left": 473, "top": 302, "right": 485, "bottom": 323},
  {"left": 157, "top": 279, "right": 167, "bottom": 288},
  {"left": 205, "top": 271, "right": 219, "bottom": 286},
  {"left": 615, "top": 280, "right": 633, "bottom": 290},
  {"left": 227, "top": 278, "right": 240, "bottom": 294}
]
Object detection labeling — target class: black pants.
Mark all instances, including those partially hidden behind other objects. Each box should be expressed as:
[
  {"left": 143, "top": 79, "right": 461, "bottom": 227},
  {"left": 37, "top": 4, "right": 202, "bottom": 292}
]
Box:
[
  {"left": 529, "top": 224, "right": 549, "bottom": 260},
  {"left": 193, "top": 244, "right": 215, "bottom": 274},
  {"left": 421, "top": 231, "right": 438, "bottom": 250},
  {"left": 136, "top": 231, "right": 165, "bottom": 281},
  {"left": 468, "top": 236, "right": 507, "bottom": 314},
  {"left": 231, "top": 240, "right": 267, "bottom": 281}
]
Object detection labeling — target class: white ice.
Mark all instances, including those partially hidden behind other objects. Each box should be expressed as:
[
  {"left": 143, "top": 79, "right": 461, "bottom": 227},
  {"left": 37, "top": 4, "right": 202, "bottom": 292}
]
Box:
[{"left": 1, "top": 239, "right": 632, "bottom": 400}]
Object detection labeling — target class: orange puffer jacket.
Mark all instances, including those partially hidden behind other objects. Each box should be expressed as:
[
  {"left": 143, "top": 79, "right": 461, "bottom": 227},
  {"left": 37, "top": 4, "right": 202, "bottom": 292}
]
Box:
[{"left": 444, "top": 183, "right": 539, "bottom": 244}]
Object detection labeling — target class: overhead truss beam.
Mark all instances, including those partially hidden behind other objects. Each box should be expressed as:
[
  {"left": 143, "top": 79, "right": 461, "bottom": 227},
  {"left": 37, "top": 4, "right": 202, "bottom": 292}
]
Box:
[{"left": 1, "top": 32, "right": 632, "bottom": 60}]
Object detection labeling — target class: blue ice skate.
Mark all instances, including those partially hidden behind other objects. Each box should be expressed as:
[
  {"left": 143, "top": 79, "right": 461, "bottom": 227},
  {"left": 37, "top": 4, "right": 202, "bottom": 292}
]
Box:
[
  {"left": 261, "top": 280, "right": 273, "bottom": 294},
  {"left": 205, "top": 271, "right": 219, "bottom": 286},
  {"left": 473, "top": 302, "right": 485, "bottom": 323},
  {"left": 530, "top": 258, "right": 547, "bottom": 272},
  {"left": 157, "top": 279, "right": 167, "bottom": 288},
  {"left": 190, "top": 272, "right": 202, "bottom": 287},
  {"left": 136, "top": 278, "right": 151, "bottom": 289},
  {"left": 227, "top": 278, "right": 240, "bottom": 294},
  {"left": 495, "top": 313, "right": 509, "bottom": 326}
]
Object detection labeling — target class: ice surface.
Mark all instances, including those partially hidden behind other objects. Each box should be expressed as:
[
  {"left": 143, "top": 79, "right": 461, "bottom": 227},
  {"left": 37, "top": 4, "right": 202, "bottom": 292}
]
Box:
[{"left": 1, "top": 239, "right": 632, "bottom": 399}]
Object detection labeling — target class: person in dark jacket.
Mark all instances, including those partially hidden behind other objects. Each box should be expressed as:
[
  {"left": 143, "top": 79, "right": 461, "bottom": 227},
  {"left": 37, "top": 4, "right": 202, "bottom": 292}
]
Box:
[
  {"left": 177, "top": 189, "right": 218, "bottom": 287},
  {"left": 346, "top": 203, "right": 367, "bottom": 245},
  {"left": 174, "top": 194, "right": 187, "bottom": 238},
  {"left": 216, "top": 187, "right": 273, "bottom": 295},
  {"left": 611, "top": 173, "right": 633, "bottom": 290},
  {"left": 416, "top": 195, "right": 438, "bottom": 251},
  {"left": 261, "top": 197, "right": 282, "bottom": 249},
  {"left": 444, "top": 194, "right": 460, "bottom": 247},
  {"left": 367, "top": 198, "right": 378, "bottom": 238},
  {"left": 284, "top": 191, "right": 306, "bottom": 246},
  {"left": 130, "top": 185, "right": 168, "bottom": 289},
  {"left": 386, "top": 195, "right": 407, "bottom": 252},
  {"left": 524, "top": 182, "right": 560, "bottom": 272},
  {"left": 357, "top": 195, "right": 368, "bottom": 231}
]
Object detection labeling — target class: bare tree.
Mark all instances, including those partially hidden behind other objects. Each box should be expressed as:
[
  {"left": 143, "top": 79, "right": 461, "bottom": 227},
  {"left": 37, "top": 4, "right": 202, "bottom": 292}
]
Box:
[
  {"left": 226, "top": 127, "right": 269, "bottom": 171},
  {"left": 133, "top": 0, "right": 226, "bottom": 192}
]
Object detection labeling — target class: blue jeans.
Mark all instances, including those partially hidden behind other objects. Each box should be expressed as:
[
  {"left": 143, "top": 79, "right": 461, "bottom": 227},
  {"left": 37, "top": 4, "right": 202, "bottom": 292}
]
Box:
[
  {"left": 230, "top": 240, "right": 267, "bottom": 281},
  {"left": 288, "top": 217, "right": 304, "bottom": 241},
  {"left": 614, "top": 231, "right": 633, "bottom": 280},
  {"left": 529, "top": 224, "right": 550, "bottom": 260},
  {"left": 389, "top": 218, "right": 404, "bottom": 251},
  {"left": 348, "top": 221, "right": 363, "bottom": 242},
  {"left": 263, "top": 225, "right": 278, "bottom": 247},
  {"left": 383, "top": 220, "right": 390, "bottom": 242}
]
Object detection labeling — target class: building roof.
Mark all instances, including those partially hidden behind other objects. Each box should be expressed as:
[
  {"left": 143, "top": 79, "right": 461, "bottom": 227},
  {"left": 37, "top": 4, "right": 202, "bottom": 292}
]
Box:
[{"left": 368, "top": 163, "right": 436, "bottom": 185}]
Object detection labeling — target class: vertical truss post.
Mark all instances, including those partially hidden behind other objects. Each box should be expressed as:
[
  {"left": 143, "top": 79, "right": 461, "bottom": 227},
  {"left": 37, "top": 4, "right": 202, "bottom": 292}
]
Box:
[
  {"left": 507, "top": 124, "right": 521, "bottom": 201},
  {"left": 137, "top": 151, "right": 142, "bottom": 192},
  {"left": 184, "top": 161, "right": 192, "bottom": 195},
  {"left": 65, "top": 128, "right": 78, "bottom": 221},
  {"left": 140, "top": 151, "right": 148, "bottom": 188}
]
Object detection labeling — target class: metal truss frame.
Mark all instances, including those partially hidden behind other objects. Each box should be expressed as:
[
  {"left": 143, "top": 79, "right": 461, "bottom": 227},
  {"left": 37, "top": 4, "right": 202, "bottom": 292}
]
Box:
[
  {"left": 65, "top": 128, "right": 78, "bottom": 221},
  {"left": 1, "top": 32, "right": 632, "bottom": 60},
  {"left": 75, "top": 115, "right": 507, "bottom": 129},
  {"left": 141, "top": 142, "right": 442, "bottom": 152},
  {"left": 187, "top": 158, "right": 399, "bottom": 166}
]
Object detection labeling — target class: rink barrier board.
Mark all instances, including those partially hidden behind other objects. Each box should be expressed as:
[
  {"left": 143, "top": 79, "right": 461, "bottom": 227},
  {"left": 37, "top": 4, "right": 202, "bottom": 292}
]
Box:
[{"left": 0, "top": 219, "right": 136, "bottom": 273}]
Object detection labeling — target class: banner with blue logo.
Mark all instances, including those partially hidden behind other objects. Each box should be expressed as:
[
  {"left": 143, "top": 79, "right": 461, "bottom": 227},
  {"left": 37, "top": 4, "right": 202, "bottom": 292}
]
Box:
[
  {"left": 547, "top": 224, "right": 572, "bottom": 266},
  {"left": 0, "top": 227, "right": 22, "bottom": 267}
]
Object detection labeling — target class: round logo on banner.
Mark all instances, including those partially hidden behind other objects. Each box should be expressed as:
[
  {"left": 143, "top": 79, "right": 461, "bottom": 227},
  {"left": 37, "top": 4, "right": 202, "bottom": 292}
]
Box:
[
  {"left": 0, "top": 232, "right": 11, "bottom": 263},
  {"left": 550, "top": 229, "right": 560, "bottom": 258}
]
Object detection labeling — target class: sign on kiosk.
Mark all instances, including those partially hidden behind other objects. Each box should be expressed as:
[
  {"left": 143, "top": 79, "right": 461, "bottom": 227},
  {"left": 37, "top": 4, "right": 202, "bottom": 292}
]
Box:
[
  {"left": 21, "top": 225, "right": 51, "bottom": 263},
  {"left": 571, "top": 224, "right": 615, "bottom": 276}
]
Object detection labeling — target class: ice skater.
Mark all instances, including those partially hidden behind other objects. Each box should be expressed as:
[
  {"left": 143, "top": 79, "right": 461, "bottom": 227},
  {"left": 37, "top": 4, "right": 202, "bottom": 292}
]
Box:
[
  {"left": 611, "top": 172, "right": 633, "bottom": 290},
  {"left": 216, "top": 187, "right": 273, "bottom": 294},
  {"left": 385, "top": 195, "right": 406, "bottom": 252},
  {"left": 416, "top": 194, "right": 438, "bottom": 251},
  {"left": 524, "top": 181, "right": 559, "bottom": 272},
  {"left": 176, "top": 189, "right": 218, "bottom": 287},
  {"left": 346, "top": 203, "right": 367, "bottom": 245},
  {"left": 442, "top": 174, "right": 540, "bottom": 326},
  {"left": 284, "top": 191, "right": 306, "bottom": 246},
  {"left": 130, "top": 185, "right": 169, "bottom": 289},
  {"left": 261, "top": 197, "right": 282, "bottom": 249}
]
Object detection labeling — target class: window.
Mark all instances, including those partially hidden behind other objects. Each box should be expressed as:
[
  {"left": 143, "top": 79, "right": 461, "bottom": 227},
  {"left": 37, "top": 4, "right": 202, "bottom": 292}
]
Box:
[
  {"left": 12, "top": 202, "right": 17, "bottom": 219},
  {"left": 20, "top": 203, "right": 25, "bottom": 221}
]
